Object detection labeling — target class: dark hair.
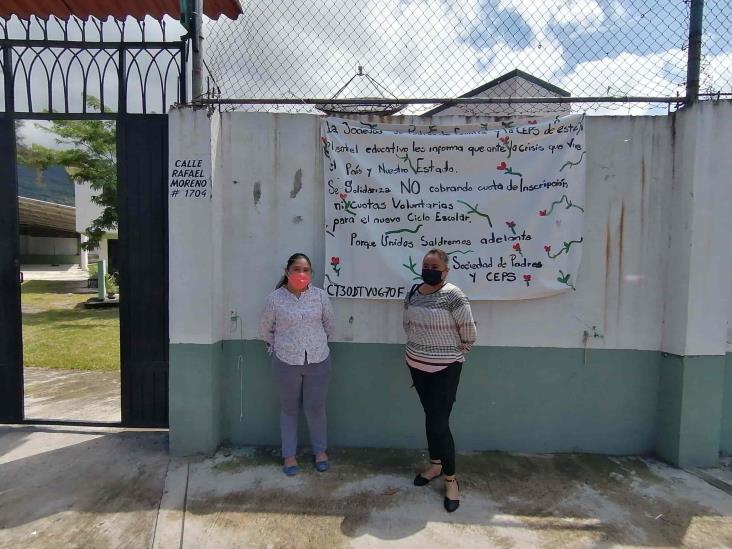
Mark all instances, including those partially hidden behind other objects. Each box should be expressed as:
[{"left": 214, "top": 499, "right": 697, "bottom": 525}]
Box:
[
  {"left": 425, "top": 248, "right": 449, "bottom": 269},
  {"left": 277, "top": 253, "right": 313, "bottom": 288}
]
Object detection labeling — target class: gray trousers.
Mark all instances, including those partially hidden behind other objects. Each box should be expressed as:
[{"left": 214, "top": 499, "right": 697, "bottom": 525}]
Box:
[{"left": 271, "top": 354, "right": 332, "bottom": 458}]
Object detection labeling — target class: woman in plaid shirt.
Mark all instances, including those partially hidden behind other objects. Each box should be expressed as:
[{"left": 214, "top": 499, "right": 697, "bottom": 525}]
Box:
[
  {"left": 260, "top": 253, "right": 335, "bottom": 476},
  {"left": 403, "top": 248, "right": 477, "bottom": 513}
]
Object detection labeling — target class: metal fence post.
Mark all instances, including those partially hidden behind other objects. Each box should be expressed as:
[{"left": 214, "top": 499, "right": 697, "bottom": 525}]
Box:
[
  {"left": 2, "top": 43, "right": 14, "bottom": 113},
  {"left": 686, "top": 0, "right": 704, "bottom": 103},
  {"left": 97, "top": 260, "right": 107, "bottom": 300},
  {"left": 118, "top": 47, "right": 127, "bottom": 114},
  {"left": 179, "top": 42, "right": 188, "bottom": 104},
  {"left": 192, "top": 0, "right": 204, "bottom": 100}
]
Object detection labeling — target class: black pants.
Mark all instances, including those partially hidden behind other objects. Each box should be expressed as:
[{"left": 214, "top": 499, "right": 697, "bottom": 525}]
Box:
[{"left": 409, "top": 362, "right": 463, "bottom": 476}]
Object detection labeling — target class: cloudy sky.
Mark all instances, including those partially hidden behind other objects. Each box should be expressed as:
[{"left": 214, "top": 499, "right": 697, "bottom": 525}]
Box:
[
  {"left": 6, "top": 0, "right": 732, "bottom": 147},
  {"left": 204, "top": 0, "right": 731, "bottom": 115}
]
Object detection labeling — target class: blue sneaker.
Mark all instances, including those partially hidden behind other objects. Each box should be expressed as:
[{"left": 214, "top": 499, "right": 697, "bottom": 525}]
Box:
[
  {"left": 314, "top": 460, "right": 330, "bottom": 473},
  {"left": 283, "top": 464, "right": 300, "bottom": 476}
]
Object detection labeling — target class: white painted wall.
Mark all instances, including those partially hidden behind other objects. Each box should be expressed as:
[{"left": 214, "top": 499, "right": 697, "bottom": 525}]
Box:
[
  {"left": 168, "top": 102, "right": 732, "bottom": 355},
  {"left": 168, "top": 108, "right": 218, "bottom": 344},
  {"left": 75, "top": 181, "right": 103, "bottom": 234},
  {"left": 661, "top": 103, "right": 732, "bottom": 356},
  {"left": 80, "top": 234, "right": 89, "bottom": 269},
  {"left": 96, "top": 236, "right": 113, "bottom": 263},
  {"left": 75, "top": 179, "right": 116, "bottom": 267},
  {"left": 20, "top": 235, "right": 78, "bottom": 256}
]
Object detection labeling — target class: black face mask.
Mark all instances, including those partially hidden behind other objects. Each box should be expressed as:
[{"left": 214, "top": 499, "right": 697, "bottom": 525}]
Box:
[{"left": 421, "top": 268, "right": 443, "bottom": 286}]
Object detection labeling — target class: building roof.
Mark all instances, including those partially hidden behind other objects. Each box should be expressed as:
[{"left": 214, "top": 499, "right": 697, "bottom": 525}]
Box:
[
  {"left": 423, "top": 69, "right": 570, "bottom": 116},
  {"left": 17, "top": 164, "right": 76, "bottom": 232},
  {"left": 0, "top": 0, "right": 242, "bottom": 21},
  {"left": 19, "top": 196, "right": 76, "bottom": 233}
]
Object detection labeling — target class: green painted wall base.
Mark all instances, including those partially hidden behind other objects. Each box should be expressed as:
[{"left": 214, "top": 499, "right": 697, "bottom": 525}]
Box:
[
  {"left": 655, "top": 354, "right": 725, "bottom": 467},
  {"left": 719, "top": 353, "right": 732, "bottom": 456},
  {"left": 218, "top": 342, "right": 661, "bottom": 455},
  {"left": 169, "top": 341, "right": 731, "bottom": 466},
  {"left": 169, "top": 343, "right": 223, "bottom": 455},
  {"left": 171, "top": 341, "right": 664, "bottom": 457}
]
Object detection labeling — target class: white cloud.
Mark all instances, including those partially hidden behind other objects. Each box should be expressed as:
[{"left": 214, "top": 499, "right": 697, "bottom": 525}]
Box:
[
  {"left": 701, "top": 52, "right": 732, "bottom": 95},
  {"left": 497, "top": 0, "right": 605, "bottom": 34},
  {"left": 561, "top": 49, "right": 687, "bottom": 98},
  {"left": 477, "top": 39, "right": 566, "bottom": 79},
  {"left": 203, "top": 0, "right": 640, "bottom": 114},
  {"left": 208, "top": 0, "right": 688, "bottom": 117},
  {"left": 559, "top": 48, "right": 688, "bottom": 115},
  {"left": 205, "top": 0, "right": 489, "bottom": 103},
  {"left": 609, "top": 0, "right": 629, "bottom": 21},
  {"left": 16, "top": 121, "right": 62, "bottom": 149},
  {"left": 5, "top": 3, "right": 728, "bottom": 125}
]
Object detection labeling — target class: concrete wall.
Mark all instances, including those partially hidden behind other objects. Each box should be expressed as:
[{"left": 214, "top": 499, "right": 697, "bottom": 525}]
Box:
[
  {"left": 74, "top": 181, "right": 103, "bottom": 234},
  {"left": 168, "top": 102, "right": 732, "bottom": 466},
  {"left": 185, "top": 113, "right": 676, "bottom": 351},
  {"left": 20, "top": 235, "right": 78, "bottom": 256},
  {"left": 20, "top": 234, "right": 79, "bottom": 264},
  {"left": 75, "top": 180, "right": 115, "bottom": 270}
]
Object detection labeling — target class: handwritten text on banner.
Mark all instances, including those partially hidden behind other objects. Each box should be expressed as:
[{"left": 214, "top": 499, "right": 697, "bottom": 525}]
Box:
[{"left": 322, "top": 115, "right": 586, "bottom": 300}]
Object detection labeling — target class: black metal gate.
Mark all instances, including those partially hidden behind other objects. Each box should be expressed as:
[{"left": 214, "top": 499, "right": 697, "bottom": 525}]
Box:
[
  {"left": 118, "top": 115, "right": 170, "bottom": 427},
  {"left": 0, "top": 118, "right": 23, "bottom": 423},
  {"left": 0, "top": 16, "right": 185, "bottom": 427}
]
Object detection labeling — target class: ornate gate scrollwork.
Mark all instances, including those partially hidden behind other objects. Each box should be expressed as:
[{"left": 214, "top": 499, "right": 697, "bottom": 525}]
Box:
[{"left": 1, "top": 15, "right": 186, "bottom": 116}]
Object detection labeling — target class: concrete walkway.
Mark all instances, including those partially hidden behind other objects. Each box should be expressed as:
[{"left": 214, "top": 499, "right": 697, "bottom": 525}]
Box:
[
  {"left": 1, "top": 426, "right": 731, "bottom": 548},
  {"left": 0, "top": 426, "right": 167, "bottom": 548},
  {"left": 23, "top": 367, "right": 121, "bottom": 423},
  {"left": 21, "top": 265, "right": 89, "bottom": 282}
]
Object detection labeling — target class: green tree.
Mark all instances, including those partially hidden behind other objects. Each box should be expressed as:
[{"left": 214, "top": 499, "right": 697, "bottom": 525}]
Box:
[{"left": 16, "top": 98, "right": 117, "bottom": 251}]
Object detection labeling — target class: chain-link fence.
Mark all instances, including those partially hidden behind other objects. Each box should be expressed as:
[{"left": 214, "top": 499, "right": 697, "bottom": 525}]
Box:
[
  {"left": 701, "top": 0, "right": 732, "bottom": 98},
  {"left": 203, "top": 0, "right": 731, "bottom": 115}
]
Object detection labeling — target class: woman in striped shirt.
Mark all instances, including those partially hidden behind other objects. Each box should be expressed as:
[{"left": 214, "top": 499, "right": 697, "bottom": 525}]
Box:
[{"left": 403, "top": 248, "right": 477, "bottom": 513}]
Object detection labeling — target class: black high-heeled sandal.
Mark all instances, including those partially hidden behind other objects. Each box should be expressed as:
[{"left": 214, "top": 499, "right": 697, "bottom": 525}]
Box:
[
  {"left": 443, "top": 477, "right": 460, "bottom": 512},
  {"left": 413, "top": 460, "right": 443, "bottom": 486}
]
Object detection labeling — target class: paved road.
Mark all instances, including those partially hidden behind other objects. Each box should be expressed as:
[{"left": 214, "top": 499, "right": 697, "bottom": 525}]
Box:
[
  {"left": 21, "top": 264, "right": 89, "bottom": 282},
  {"left": 1, "top": 432, "right": 732, "bottom": 548}
]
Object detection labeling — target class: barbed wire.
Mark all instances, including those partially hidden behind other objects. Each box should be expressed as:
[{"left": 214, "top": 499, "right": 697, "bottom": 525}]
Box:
[{"left": 203, "top": 0, "right": 730, "bottom": 116}]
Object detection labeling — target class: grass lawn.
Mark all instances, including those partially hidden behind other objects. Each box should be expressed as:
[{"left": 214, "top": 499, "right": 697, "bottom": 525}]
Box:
[{"left": 22, "top": 280, "right": 120, "bottom": 371}]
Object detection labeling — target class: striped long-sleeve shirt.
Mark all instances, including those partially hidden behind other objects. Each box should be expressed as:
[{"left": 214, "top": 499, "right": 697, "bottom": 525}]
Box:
[{"left": 403, "top": 282, "right": 478, "bottom": 373}]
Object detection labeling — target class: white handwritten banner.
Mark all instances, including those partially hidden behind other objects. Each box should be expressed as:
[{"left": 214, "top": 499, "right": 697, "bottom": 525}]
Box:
[{"left": 322, "top": 114, "right": 586, "bottom": 300}]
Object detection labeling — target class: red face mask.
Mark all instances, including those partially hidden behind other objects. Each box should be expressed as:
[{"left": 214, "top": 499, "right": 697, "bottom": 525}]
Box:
[{"left": 288, "top": 272, "right": 311, "bottom": 291}]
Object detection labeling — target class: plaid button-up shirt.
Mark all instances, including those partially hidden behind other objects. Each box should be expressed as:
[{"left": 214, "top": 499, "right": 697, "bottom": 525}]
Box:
[{"left": 260, "top": 286, "right": 334, "bottom": 365}]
